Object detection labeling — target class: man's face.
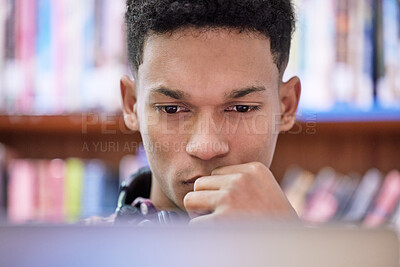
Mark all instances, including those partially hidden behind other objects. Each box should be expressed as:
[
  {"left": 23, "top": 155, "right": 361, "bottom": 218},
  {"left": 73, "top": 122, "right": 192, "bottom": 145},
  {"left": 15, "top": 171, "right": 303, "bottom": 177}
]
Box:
[{"left": 135, "top": 29, "right": 282, "bottom": 211}]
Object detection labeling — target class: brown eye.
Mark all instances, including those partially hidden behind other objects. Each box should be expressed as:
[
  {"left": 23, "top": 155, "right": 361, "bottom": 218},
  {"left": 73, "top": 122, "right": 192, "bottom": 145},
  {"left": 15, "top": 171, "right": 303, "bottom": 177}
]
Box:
[
  {"left": 164, "top": 106, "right": 178, "bottom": 113},
  {"left": 225, "top": 105, "right": 260, "bottom": 113},
  {"left": 156, "top": 105, "right": 190, "bottom": 114},
  {"left": 235, "top": 105, "right": 249, "bottom": 112}
]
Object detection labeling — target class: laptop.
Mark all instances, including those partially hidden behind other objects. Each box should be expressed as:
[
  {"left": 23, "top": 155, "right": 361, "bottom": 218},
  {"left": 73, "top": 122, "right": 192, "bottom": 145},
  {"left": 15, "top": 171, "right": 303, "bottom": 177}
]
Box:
[{"left": 0, "top": 222, "right": 398, "bottom": 267}]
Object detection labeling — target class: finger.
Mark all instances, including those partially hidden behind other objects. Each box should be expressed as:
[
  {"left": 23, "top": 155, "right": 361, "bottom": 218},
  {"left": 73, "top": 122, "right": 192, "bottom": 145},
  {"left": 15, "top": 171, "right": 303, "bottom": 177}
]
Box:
[
  {"left": 189, "top": 212, "right": 217, "bottom": 225},
  {"left": 194, "top": 174, "right": 238, "bottom": 191},
  {"left": 211, "top": 162, "right": 268, "bottom": 176},
  {"left": 183, "top": 190, "right": 219, "bottom": 213}
]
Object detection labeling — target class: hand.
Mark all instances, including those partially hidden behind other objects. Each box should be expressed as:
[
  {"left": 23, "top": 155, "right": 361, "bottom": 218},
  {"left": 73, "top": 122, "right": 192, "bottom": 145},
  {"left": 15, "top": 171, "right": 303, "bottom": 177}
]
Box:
[{"left": 183, "top": 162, "right": 298, "bottom": 224}]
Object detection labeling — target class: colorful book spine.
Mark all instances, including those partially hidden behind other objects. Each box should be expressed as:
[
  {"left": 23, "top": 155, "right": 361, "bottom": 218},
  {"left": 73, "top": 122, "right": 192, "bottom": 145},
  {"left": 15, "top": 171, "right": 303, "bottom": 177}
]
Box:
[
  {"left": 0, "top": 0, "right": 127, "bottom": 114},
  {"left": 282, "top": 0, "right": 302, "bottom": 82},
  {"left": 81, "top": 0, "right": 97, "bottom": 111},
  {"left": 102, "top": 167, "right": 119, "bottom": 216},
  {"left": 93, "top": 0, "right": 126, "bottom": 112},
  {"left": 0, "top": 143, "right": 6, "bottom": 221},
  {"left": 2, "top": 0, "right": 21, "bottom": 113},
  {"left": 51, "top": 0, "right": 65, "bottom": 114},
  {"left": 301, "top": 168, "right": 339, "bottom": 223},
  {"left": 0, "top": 0, "right": 6, "bottom": 110},
  {"left": 48, "top": 159, "right": 65, "bottom": 222},
  {"left": 34, "top": 0, "right": 54, "bottom": 114},
  {"left": 64, "top": 158, "right": 84, "bottom": 222},
  {"left": 376, "top": 0, "right": 400, "bottom": 108},
  {"left": 341, "top": 168, "right": 382, "bottom": 222},
  {"left": 347, "top": 0, "right": 374, "bottom": 109},
  {"left": 62, "top": 0, "right": 84, "bottom": 113},
  {"left": 37, "top": 160, "right": 50, "bottom": 221},
  {"left": 363, "top": 170, "right": 400, "bottom": 227},
  {"left": 32, "top": 159, "right": 65, "bottom": 223},
  {"left": 389, "top": 199, "right": 400, "bottom": 230},
  {"left": 298, "top": 0, "right": 335, "bottom": 112},
  {"left": 15, "top": 0, "right": 35, "bottom": 114},
  {"left": 331, "top": 174, "right": 359, "bottom": 220},
  {"left": 282, "top": 168, "right": 314, "bottom": 217},
  {"left": 7, "top": 159, "right": 37, "bottom": 223},
  {"left": 281, "top": 166, "right": 303, "bottom": 193},
  {"left": 357, "top": 0, "right": 374, "bottom": 109},
  {"left": 82, "top": 159, "right": 106, "bottom": 218}
]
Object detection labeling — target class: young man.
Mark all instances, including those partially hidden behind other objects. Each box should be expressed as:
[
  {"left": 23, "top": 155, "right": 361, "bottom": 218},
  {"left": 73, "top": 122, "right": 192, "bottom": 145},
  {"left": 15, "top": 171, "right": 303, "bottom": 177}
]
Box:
[{"left": 118, "top": 0, "right": 301, "bottom": 224}]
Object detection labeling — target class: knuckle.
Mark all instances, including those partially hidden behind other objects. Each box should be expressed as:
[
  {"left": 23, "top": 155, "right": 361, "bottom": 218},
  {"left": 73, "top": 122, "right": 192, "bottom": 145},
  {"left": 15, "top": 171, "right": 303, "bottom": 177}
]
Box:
[
  {"left": 231, "top": 173, "right": 248, "bottom": 187},
  {"left": 249, "top": 162, "right": 265, "bottom": 172},
  {"left": 183, "top": 192, "right": 194, "bottom": 206},
  {"left": 219, "top": 189, "right": 234, "bottom": 205},
  {"left": 193, "top": 178, "right": 202, "bottom": 191}
]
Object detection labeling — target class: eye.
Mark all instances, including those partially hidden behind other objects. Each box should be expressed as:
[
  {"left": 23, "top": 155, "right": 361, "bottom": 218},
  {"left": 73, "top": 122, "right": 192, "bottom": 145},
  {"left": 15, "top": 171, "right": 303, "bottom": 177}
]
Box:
[
  {"left": 156, "top": 105, "right": 190, "bottom": 114},
  {"left": 225, "top": 105, "right": 260, "bottom": 113}
]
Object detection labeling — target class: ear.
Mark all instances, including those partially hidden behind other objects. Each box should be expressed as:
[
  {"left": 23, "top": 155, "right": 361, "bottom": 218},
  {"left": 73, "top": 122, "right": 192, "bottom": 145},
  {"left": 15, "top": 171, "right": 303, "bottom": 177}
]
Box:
[
  {"left": 279, "top": 76, "right": 301, "bottom": 132},
  {"left": 120, "top": 75, "right": 139, "bottom": 131}
]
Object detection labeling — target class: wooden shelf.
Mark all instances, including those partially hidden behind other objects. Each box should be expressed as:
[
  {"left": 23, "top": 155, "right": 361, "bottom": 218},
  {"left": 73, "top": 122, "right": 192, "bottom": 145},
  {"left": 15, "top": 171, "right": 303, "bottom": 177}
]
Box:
[
  {"left": 287, "top": 120, "right": 400, "bottom": 135},
  {"left": 1, "top": 115, "right": 399, "bottom": 134},
  {"left": 0, "top": 115, "right": 399, "bottom": 180},
  {"left": 0, "top": 114, "right": 133, "bottom": 134},
  {"left": 0, "top": 114, "right": 141, "bottom": 167}
]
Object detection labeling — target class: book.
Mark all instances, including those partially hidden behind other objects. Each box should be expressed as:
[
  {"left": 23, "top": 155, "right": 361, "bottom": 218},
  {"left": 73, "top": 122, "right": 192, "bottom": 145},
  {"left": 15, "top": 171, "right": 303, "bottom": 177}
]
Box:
[
  {"left": 64, "top": 158, "right": 84, "bottom": 222},
  {"left": 389, "top": 199, "right": 400, "bottom": 230},
  {"left": 331, "top": 173, "right": 360, "bottom": 220},
  {"left": 7, "top": 159, "right": 37, "bottom": 223},
  {"left": 34, "top": 0, "right": 54, "bottom": 114},
  {"left": 0, "top": 143, "right": 6, "bottom": 221},
  {"left": 90, "top": 0, "right": 126, "bottom": 112},
  {"left": 0, "top": 0, "right": 7, "bottom": 111},
  {"left": 332, "top": 0, "right": 354, "bottom": 106},
  {"left": 15, "top": 0, "right": 35, "bottom": 114},
  {"left": 301, "top": 167, "right": 339, "bottom": 223},
  {"left": 51, "top": 0, "right": 65, "bottom": 114},
  {"left": 37, "top": 159, "right": 65, "bottom": 222},
  {"left": 376, "top": 0, "right": 400, "bottom": 108},
  {"left": 2, "top": 0, "right": 22, "bottom": 114},
  {"left": 350, "top": 0, "right": 374, "bottom": 109},
  {"left": 296, "top": 0, "right": 336, "bottom": 112},
  {"left": 102, "top": 166, "right": 119, "bottom": 216},
  {"left": 342, "top": 168, "right": 382, "bottom": 222},
  {"left": 82, "top": 159, "right": 106, "bottom": 218},
  {"left": 281, "top": 167, "right": 314, "bottom": 217},
  {"left": 280, "top": 165, "right": 303, "bottom": 193},
  {"left": 47, "top": 159, "right": 66, "bottom": 222},
  {"left": 363, "top": 170, "right": 400, "bottom": 227}
]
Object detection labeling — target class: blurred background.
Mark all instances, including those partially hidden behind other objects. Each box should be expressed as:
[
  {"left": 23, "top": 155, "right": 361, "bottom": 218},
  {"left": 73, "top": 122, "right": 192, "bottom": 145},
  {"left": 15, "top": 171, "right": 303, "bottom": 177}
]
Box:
[{"left": 0, "top": 0, "right": 399, "bottom": 226}]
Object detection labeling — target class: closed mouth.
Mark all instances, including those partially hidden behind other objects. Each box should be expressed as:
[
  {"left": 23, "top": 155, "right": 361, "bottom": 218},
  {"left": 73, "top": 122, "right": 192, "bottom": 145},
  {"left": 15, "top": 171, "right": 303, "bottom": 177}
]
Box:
[{"left": 182, "top": 175, "right": 202, "bottom": 185}]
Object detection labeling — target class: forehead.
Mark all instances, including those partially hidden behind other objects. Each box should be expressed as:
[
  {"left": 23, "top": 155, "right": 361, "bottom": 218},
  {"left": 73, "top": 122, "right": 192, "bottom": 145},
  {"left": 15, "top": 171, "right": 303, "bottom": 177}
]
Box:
[{"left": 137, "top": 28, "right": 279, "bottom": 99}]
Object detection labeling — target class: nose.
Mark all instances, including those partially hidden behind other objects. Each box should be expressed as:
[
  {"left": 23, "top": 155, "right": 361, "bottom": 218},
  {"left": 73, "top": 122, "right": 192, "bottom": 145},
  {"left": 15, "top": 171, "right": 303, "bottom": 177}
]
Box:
[{"left": 185, "top": 113, "right": 229, "bottom": 161}]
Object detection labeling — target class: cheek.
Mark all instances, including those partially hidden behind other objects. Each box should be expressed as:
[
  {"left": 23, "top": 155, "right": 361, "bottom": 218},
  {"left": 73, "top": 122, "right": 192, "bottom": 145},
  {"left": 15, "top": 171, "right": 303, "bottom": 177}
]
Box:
[
  {"left": 227, "top": 113, "right": 278, "bottom": 164},
  {"left": 140, "top": 112, "right": 187, "bottom": 165}
]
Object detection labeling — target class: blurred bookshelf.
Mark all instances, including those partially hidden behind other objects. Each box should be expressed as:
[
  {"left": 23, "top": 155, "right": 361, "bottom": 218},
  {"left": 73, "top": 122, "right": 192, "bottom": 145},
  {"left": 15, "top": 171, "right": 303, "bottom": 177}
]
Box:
[
  {"left": 0, "top": 0, "right": 400, "bottom": 224},
  {"left": 297, "top": 105, "right": 400, "bottom": 122}
]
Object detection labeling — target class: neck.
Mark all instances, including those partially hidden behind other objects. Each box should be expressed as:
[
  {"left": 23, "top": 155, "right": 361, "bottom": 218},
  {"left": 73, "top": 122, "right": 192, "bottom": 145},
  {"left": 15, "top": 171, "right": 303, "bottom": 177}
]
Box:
[{"left": 150, "top": 178, "right": 189, "bottom": 221}]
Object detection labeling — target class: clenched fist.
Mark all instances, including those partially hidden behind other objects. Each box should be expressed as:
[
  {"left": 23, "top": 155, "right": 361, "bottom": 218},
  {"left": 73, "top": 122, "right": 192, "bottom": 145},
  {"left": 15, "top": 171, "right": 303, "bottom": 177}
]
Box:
[{"left": 183, "top": 162, "right": 298, "bottom": 224}]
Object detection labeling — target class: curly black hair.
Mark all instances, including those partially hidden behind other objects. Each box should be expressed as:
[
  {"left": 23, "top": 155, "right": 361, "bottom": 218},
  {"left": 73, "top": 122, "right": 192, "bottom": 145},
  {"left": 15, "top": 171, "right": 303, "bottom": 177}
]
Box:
[{"left": 125, "top": 0, "right": 295, "bottom": 76}]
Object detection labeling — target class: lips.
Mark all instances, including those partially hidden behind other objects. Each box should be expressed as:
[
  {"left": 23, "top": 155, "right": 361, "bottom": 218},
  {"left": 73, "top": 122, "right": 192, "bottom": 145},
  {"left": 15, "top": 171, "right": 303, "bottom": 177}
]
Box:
[{"left": 182, "top": 175, "right": 203, "bottom": 184}]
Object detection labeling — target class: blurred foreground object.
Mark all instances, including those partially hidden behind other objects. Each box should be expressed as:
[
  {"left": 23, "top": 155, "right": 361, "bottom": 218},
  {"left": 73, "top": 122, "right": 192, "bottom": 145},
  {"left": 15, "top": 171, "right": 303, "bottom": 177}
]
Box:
[{"left": 0, "top": 223, "right": 397, "bottom": 267}]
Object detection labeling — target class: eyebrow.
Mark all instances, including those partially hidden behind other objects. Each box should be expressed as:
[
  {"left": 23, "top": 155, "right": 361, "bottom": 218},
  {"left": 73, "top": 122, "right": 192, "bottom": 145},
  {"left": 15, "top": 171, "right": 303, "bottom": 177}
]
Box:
[
  {"left": 225, "top": 86, "right": 266, "bottom": 99},
  {"left": 150, "top": 85, "right": 266, "bottom": 100},
  {"left": 150, "top": 87, "right": 186, "bottom": 99}
]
